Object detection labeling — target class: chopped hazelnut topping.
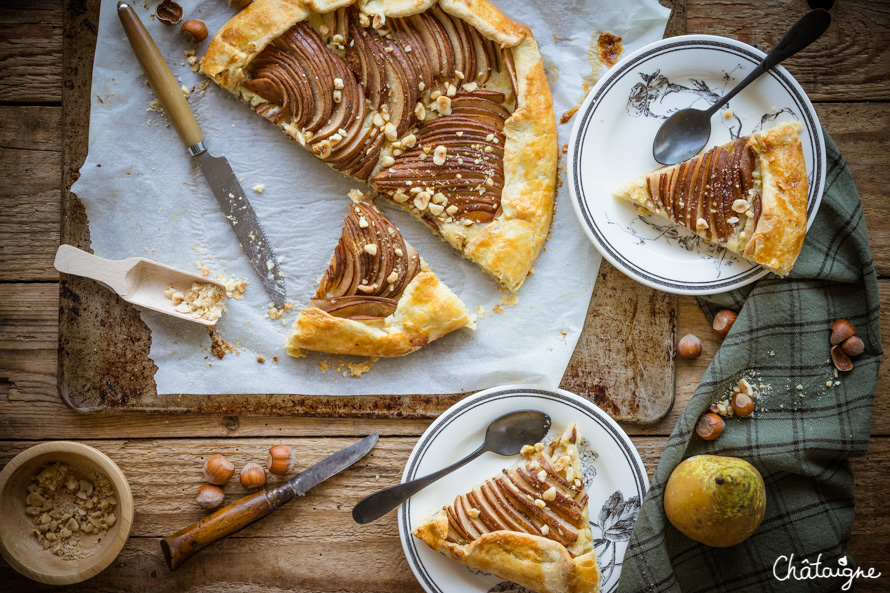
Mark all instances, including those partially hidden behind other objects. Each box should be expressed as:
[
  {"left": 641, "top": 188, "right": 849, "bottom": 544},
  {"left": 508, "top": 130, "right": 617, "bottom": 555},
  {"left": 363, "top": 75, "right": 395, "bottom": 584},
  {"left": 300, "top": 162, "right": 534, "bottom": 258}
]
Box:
[
  {"left": 394, "top": 247, "right": 404, "bottom": 257},
  {"left": 386, "top": 271, "right": 399, "bottom": 284},
  {"left": 541, "top": 525, "right": 550, "bottom": 535},
  {"left": 521, "top": 444, "right": 535, "bottom": 455},
  {"left": 446, "top": 205, "right": 458, "bottom": 215},
  {"left": 418, "top": 81, "right": 425, "bottom": 91},
  {"left": 380, "top": 155, "right": 396, "bottom": 168},
  {"left": 463, "top": 81, "right": 478, "bottom": 92},
  {"left": 414, "top": 102, "right": 426, "bottom": 120},
  {"left": 315, "top": 140, "right": 332, "bottom": 158},
  {"left": 372, "top": 13, "right": 385, "bottom": 29},
  {"left": 363, "top": 244, "right": 378, "bottom": 255},
  {"left": 433, "top": 145, "right": 447, "bottom": 165},
  {"left": 333, "top": 77, "right": 344, "bottom": 90},
  {"left": 727, "top": 216, "right": 740, "bottom": 225},
  {"left": 430, "top": 90, "right": 442, "bottom": 100},
  {"left": 543, "top": 487, "right": 556, "bottom": 501},
  {"left": 467, "top": 507, "right": 481, "bottom": 519},
  {"left": 402, "top": 134, "right": 417, "bottom": 148},
  {"left": 436, "top": 95, "right": 452, "bottom": 115},
  {"left": 414, "top": 191, "right": 431, "bottom": 211},
  {"left": 432, "top": 192, "right": 447, "bottom": 204},
  {"left": 347, "top": 189, "right": 364, "bottom": 203},
  {"left": 696, "top": 217, "right": 709, "bottom": 231},
  {"left": 384, "top": 122, "right": 398, "bottom": 141},
  {"left": 731, "top": 199, "right": 748, "bottom": 214},
  {"left": 392, "top": 190, "right": 409, "bottom": 203},
  {"left": 534, "top": 499, "right": 546, "bottom": 509},
  {"left": 358, "top": 216, "right": 369, "bottom": 229},
  {"left": 428, "top": 203, "right": 444, "bottom": 216},
  {"left": 373, "top": 112, "right": 385, "bottom": 128},
  {"left": 358, "top": 12, "right": 371, "bottom": 27},
  {"left": 332, "top": 90, "right": 341, "bottom": 103},
  {"left": 446, "top": 83, "right": 457, "bottom": 97}
]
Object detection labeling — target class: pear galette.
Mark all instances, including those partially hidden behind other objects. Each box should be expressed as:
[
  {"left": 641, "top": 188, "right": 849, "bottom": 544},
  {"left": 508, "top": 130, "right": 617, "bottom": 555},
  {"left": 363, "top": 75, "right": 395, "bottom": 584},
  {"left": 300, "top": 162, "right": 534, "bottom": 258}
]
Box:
[
  {"left": 613, "top": 122, "right": 809, "bottom": 276},
  {"left": 285, "top": 196, "right": 474, "bottom": 357},
  {"left": 201, "top": 0, "right": 556, "bottom": 292},
  {"left": 412, "top": 424, "right": 600, "bottom": 593}
]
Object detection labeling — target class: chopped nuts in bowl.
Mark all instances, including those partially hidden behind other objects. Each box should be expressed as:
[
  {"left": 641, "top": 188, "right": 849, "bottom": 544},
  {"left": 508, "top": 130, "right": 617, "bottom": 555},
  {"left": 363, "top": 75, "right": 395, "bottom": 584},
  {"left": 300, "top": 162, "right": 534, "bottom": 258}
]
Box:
[{"left": 0, "top": 442, "right": 134, "bottom": 585}]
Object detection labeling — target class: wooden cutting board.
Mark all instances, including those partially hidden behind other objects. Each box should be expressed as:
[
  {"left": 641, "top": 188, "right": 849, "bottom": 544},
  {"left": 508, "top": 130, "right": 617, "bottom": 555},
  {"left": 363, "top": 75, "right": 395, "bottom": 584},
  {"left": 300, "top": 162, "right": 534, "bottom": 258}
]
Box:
[{"left": 58, "top": 1, "right": 676, "bottom": 424}]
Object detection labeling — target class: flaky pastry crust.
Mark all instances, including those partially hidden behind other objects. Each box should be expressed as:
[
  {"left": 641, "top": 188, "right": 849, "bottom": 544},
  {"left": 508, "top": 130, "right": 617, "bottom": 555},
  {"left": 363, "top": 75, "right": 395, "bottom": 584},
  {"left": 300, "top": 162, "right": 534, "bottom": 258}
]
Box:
[
  {"left": 202, "top": 0, "right": 556, "bottom": 292},
  {"left": 412, "top": 424, "right": 600, "bottom": 593},
  {"left": 613, "top": 122, "right": 808, "bottom": 276},
  {"left": 285, "top": 266, "right": 474, "bottom": 357}
]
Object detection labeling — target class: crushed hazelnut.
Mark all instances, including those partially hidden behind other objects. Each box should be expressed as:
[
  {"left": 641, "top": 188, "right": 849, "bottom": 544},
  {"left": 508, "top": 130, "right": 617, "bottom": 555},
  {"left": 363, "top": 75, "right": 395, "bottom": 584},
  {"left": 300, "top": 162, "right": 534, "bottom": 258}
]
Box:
[{"left": 433, "top": 145, "right": 447, "bottom": 165}]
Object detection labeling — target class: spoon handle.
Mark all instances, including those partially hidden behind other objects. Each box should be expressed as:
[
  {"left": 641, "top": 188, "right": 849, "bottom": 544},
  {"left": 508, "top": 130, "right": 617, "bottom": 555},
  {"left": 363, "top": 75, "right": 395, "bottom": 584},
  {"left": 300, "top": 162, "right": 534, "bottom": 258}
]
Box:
[
  {"left": 707, "top": 9, "right": 831, "bottom": 115},
  {"left": 352, "top": 443, "right": 486, "bottom": 524}
]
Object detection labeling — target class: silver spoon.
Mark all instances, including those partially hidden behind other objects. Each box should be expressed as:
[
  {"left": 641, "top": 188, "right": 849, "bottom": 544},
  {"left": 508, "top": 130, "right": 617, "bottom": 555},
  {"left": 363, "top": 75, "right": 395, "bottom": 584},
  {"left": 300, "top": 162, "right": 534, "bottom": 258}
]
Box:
[
  {"left": 352, "top": 410, "right": 551, "bottom": 524},
  {"left": 652, "top": 9, "right": 831, "bottom": 165}
]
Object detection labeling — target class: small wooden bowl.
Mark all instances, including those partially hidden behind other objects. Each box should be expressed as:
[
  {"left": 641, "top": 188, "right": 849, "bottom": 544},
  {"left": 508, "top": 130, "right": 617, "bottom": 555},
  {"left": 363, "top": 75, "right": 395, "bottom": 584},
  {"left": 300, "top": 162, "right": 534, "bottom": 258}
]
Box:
[{"left": 0, "top": 442, "right": 134, "bottom": 585}]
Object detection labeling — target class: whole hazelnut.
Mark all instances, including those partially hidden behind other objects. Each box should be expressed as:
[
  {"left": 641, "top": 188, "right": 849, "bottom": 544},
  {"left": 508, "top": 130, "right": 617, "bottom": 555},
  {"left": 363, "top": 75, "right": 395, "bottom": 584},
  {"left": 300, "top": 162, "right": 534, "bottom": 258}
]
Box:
[
  {"left": 156, "top": 0, "right": 183, "bottom": 26},
  {"left": 239, "top": 462, "right": 266, "bottom": 489},
  {"left": 267, "top": 445, "right": 296, "bottom": 476},
  {"left": 181, "top": 19, "right": 208, "bottom": 43},
  {"left": 227, "top": 0, "right": 253, "bottom": 9},
  {"left": 203, "top": 453, "right": 235, "bottom": 485},
  {"left": 831, "top": 344, "right": 853, "bottom": 372},
  {"left": 196, "top": 484, "right": 225, "bottom": 510},
  {"left": 712, "top": 310, "right": 737, "bottom": 338},
  {"left": 830, "top": 319, "right": 856, "bottom": 345},
  {"left": 841, "top": 335, "right": 864, "bottom": 357},
  {"left": 695, "top": 413, "right": 725, "bottom": 441},
  {"left": 677, "top": 334, "right": 702, "bottom": 359},
  {"left": 731, "top": 392, "right": 754, "bottom": 417}
]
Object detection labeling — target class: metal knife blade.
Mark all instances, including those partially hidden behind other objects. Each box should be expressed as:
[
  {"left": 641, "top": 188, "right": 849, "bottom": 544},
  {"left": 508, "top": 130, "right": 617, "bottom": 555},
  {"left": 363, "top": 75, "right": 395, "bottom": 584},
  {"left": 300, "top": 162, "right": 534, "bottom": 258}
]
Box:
[
  {"left": 116, "top": 2, "right": 286, "bottom": 309},
  {"left": 288, "top": 433, "right": 379, "bottom": 497},
  {"left": 192, "top": 148, "right": 287, "bottom": 308}
]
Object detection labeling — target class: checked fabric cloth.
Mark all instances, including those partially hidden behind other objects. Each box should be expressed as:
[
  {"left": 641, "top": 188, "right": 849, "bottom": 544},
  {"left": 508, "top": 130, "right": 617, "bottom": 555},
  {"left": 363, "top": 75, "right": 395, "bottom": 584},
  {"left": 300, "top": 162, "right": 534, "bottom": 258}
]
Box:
[{"left": 616, "top": 131, "right": 883, "bottom": 593}]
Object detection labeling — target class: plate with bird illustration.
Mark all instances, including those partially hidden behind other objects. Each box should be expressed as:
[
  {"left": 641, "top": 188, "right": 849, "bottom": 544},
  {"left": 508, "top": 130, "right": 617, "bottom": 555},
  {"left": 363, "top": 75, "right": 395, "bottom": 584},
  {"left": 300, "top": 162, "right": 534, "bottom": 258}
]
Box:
[
  {"left": 398, "top": 385, "right": 649, "bottom": 593},
  {"left": 568, "top": 35, "right": 826, "bottom": 295}
]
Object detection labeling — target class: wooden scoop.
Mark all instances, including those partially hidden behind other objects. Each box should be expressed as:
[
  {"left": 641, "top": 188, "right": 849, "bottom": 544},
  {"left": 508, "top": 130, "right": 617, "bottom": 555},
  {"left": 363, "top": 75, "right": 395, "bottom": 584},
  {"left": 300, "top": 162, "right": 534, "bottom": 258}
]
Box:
[{"left": 53, "top": 244, "right": 227, "bottom": 325}]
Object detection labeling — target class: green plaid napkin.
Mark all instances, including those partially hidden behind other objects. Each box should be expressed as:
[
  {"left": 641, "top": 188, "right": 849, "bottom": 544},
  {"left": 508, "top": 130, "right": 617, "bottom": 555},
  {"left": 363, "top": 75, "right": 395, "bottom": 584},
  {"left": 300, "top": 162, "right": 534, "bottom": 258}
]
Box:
[{"left": 616, "top": 131, "right": 883, "bottom": 593}]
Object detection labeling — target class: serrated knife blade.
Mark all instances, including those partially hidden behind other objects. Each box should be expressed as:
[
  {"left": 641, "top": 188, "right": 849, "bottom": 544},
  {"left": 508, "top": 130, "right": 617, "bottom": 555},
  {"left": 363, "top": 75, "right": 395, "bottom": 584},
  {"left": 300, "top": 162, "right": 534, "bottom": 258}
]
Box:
[
  {"left": 117, "top": 2, "right": 286, "bottom": 308},
  {"left": 192, "top": 148, "right": 287, "bottom": 308}
]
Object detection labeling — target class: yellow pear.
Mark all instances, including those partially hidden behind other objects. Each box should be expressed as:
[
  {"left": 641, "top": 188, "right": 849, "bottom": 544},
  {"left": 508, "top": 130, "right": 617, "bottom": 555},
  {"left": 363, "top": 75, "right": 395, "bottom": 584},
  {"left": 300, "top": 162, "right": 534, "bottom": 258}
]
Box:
[{"left": 663, "top": 455, "right": 766, "bottom": 547}]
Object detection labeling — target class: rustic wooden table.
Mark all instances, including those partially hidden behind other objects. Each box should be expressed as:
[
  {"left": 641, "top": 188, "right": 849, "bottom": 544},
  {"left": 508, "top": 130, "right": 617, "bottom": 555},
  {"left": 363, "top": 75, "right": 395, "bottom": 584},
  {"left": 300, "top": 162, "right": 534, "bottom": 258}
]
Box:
[{"left": 1, "top": 1, "right": 888, "bottom": 591}]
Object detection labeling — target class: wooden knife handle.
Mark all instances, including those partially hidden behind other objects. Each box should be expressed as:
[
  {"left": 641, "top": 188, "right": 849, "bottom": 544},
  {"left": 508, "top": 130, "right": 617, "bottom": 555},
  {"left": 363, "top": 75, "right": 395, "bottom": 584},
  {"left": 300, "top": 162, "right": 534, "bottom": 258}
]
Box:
[
  {"left": 117, "top": 1, "right": 203, "bottom": 148},
  {"left": 160, "top": 489, "right": 275, "bottom": 570}
]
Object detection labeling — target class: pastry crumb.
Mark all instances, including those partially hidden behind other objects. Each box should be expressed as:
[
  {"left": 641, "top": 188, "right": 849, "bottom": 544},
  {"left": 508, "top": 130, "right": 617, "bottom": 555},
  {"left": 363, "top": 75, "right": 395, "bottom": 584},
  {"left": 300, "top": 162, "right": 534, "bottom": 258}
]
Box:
[
  {"left": 347, "top": 357, "right": 379, "bottom": 377},
  {"left": 208, "top": 327, "right": 234, "bottom": 359},
  {"left": 166, "top": 282, "right": 226, "bottom": 321},
  {"left": 257, "top": 355, "right": 266, "bottom": 364}
]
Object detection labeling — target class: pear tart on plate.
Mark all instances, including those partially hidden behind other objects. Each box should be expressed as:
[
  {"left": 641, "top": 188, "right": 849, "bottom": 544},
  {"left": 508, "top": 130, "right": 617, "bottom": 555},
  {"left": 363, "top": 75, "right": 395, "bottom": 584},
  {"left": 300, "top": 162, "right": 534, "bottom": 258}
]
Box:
[
  {"left": 613, "top": 122, "right": 808, "bottom": 276},
  {"left": 413, "top": 424, "right": 600, "bottom": 593},
  {"left": 201, "top": 0, "right": 556, "bottom": 292},
  {"left": 285, "top": 196, "right": 474, "bottom": 357}
]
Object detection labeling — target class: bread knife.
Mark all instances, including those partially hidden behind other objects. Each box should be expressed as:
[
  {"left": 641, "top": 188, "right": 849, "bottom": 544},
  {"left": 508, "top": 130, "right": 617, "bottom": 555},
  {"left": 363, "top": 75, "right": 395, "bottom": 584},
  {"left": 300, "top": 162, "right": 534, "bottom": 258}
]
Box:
[{"left": 117, "top": 2, "right": 286, "bottom": 308}]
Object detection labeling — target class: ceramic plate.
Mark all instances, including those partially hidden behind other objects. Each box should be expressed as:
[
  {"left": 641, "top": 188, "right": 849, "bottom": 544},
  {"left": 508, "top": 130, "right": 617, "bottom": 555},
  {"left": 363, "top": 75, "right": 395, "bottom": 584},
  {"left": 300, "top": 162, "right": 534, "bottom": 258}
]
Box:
[
  {"left": 398, "top": 385, "right": 649, "bottom": 593},
  {"left": 568, "top": 35, "right": 826, "bottom": 295}
]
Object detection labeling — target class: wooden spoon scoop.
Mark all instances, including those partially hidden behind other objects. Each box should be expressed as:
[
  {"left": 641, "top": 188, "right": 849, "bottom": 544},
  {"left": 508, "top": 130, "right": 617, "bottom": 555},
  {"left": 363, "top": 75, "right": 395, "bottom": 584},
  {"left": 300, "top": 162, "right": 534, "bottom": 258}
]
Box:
[{"left": 53, "top": 244, "right": 227, "bottom": 325}]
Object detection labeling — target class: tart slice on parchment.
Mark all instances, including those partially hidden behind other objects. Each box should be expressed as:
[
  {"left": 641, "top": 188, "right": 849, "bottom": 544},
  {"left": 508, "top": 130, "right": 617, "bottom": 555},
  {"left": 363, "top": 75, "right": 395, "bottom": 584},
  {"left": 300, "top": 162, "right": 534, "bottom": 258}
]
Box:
[
  {"left": 613, "top": 122, "right": 809, "bottom": 276},
  {"left": 285, "top": 195, "right": 474, "bottom": 357},
  {"left": 201, "top": 0, "right": 556, "bottom": 292},
  {"left": 413, "top": 424, "right": 601, "bottom": 593}
]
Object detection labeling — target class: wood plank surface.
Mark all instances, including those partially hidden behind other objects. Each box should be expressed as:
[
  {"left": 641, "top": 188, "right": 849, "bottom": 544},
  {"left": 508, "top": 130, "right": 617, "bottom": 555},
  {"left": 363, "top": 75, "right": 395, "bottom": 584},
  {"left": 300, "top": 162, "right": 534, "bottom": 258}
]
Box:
[
  {"left": 687, "top": 0, "right": 890, "bottom": 101},
  {"left": 0, "top": 436, "right": 885, "bottom": 592},
  {"left": 0, "top": 1, "right": 63, "bottom": 105}
]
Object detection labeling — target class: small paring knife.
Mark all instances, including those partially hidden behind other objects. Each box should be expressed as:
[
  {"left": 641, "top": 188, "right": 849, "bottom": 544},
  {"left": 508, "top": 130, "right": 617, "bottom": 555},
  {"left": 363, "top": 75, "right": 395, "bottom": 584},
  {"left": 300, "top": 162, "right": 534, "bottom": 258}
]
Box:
[
  {"left": 161, "top": 433, "right": 379, "bottom": 570},
  {"left": 117, "top": 1, "right": 287, "bottom": 308}
]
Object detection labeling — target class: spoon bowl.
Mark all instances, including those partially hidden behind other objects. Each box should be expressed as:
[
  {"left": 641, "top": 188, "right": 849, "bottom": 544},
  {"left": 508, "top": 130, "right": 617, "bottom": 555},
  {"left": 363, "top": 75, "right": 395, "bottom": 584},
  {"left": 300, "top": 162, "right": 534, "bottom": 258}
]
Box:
[
  {"left": 352, "top": 410, "right": 551, "bottom": 523},
  {"left": 653, "top": 8, "right": 831, "bottom": 165}
]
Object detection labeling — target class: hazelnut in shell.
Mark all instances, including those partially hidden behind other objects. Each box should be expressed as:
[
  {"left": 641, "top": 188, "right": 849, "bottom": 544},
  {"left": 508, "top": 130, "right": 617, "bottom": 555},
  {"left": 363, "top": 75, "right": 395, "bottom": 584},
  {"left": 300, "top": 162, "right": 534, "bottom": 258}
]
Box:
[
  {"left": 712, "top": 310, "right": 737, "bottom": 338},
  {"left": 181, "top": 19, "right": 208, "bottom": 43},
  {"left": 267, "top": 445, "right": 296, "bottom": 476},
  {"left": 841, "top": 335, "right": 864, "bottom": 357},
  {"left": 203, "top": 453, "right": 235, "bottom": 485},
  {"left": 731, "top": 392, "right": 754, "bottom": 417},
  {"left": 677, "top": 334, "right": 702, "bottom": 359},
  {"left": 240, "top": 462, "right": 266, "bottom": 489},
  {"left": 196, "top": 484, "right": 225, "bottom": 510},
  {"left": 696, "top": 413, "right": 725, "bottom": 441},
  {"left": 830, "top": 319, "right": 856, "bottom": 345},
  {"left": 156, "top": 0, "right": 183, "bottom": 26}
]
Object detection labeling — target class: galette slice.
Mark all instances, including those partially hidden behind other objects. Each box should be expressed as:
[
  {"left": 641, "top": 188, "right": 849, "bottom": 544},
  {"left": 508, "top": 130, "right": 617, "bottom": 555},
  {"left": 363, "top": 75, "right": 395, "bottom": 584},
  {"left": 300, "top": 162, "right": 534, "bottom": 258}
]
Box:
[
  {"left": 285, "top": 195, "right": 474, "bottom": 358},
  {"left": 613, "top": 122, "right": 809, "bottom": 276},
  {"left": 413, "top": 424, "right": 600, "bottom": 593}
]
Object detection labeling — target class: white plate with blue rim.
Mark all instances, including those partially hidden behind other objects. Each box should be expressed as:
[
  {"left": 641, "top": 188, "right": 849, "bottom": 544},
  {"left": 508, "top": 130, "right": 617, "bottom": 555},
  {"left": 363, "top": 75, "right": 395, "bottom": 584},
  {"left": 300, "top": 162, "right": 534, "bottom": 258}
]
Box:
[
  {"left": 398, "top": 385, "right": 649, "bottom": 593},
  {"left": 568, "top": 34, "right": 826, "bottom": 295}
]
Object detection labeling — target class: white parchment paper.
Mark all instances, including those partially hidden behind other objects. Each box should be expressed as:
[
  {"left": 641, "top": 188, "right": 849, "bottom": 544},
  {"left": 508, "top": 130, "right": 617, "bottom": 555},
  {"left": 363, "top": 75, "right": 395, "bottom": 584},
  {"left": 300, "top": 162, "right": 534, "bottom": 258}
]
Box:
[{"left": 72, "top": 0, "right": 668, "bottom": 395}]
